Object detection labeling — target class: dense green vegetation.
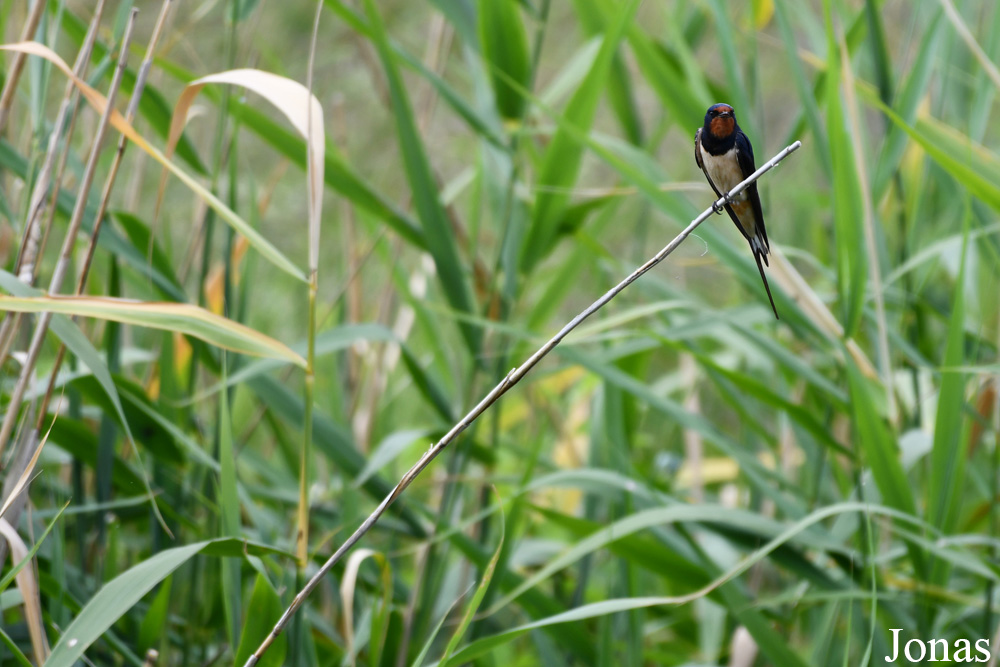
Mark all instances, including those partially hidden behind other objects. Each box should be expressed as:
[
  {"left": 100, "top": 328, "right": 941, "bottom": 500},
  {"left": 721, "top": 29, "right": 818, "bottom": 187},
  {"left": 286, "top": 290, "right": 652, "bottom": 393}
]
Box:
[{"left": 0, "top": 0, "right": 998, "bottom": 665}]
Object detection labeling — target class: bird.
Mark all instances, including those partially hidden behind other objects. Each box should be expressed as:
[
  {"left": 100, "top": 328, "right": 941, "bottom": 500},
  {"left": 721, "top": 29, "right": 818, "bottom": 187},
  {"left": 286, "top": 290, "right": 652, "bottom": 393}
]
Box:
[{"left": 694, "top": 103, "right": 778, "bottom": 319}]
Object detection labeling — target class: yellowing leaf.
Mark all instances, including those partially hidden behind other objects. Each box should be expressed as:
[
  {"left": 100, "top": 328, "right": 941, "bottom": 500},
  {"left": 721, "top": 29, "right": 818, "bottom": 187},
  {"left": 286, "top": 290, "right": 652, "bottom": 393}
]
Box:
[
  {"left": 752, "top": 0, "right": 774, "bottom": 28},
  {"left": 146, "top": 373, "right": 160, "bottom": 401},
  {"left": 0, "top": 294, "right": 305, "bottom": 367},
  {"left": 204, "top": 263, "right": 226, "bottom": 315},
  {"left": 233, "top": 235, "right": 250, "bottom": 277},
  {"left": 174, "top": 330, "right": 193, "bottom": 375}
]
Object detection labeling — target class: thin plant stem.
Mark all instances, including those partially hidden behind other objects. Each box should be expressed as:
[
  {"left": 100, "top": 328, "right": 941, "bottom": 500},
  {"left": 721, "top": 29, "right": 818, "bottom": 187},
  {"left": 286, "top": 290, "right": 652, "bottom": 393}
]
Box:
[
  {"left": 0, "top": 0, "right": 48, "bottom": 133},
  {"left": 242, "top": 139, "right": 803, "bottom": 667},
  {"left": 296, "top": 0, "right": 324, "bottom": 567}
]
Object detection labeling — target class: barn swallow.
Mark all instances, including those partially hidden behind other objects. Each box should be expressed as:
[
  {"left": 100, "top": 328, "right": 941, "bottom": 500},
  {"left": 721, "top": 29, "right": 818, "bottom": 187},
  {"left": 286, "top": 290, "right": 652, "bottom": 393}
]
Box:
[{"left": 694, "top": 103, "right": 778, "bottom": 319}]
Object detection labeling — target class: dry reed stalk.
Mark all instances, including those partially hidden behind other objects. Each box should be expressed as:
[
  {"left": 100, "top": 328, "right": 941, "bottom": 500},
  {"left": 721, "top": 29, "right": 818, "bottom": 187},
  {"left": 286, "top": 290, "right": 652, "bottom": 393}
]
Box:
[
  {"left": 0, "top": 0, "right": 48, "bottom": 132},
  {"left": 0, "top": 10, "right": 139, "bottom": 459},
  {"left": 37, "top": 0, "right": 175, "bottom": 424},
  {"left": 0, "top": 1, "right": 107, "bottom": 369}
]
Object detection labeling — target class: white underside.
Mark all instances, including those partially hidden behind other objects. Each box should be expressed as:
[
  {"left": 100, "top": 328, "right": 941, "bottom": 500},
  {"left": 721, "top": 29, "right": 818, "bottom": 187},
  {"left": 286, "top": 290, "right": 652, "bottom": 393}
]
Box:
[
  {"left": 698, "top": 141, "right": 764, "bottom": 252},
  {"left": 700, "top": 146, "right": 747, "bottom": 201}
]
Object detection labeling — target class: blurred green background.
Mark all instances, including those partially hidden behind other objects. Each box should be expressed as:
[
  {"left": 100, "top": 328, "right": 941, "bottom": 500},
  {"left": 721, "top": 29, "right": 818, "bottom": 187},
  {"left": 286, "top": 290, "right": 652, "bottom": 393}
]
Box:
[{"left": 0, "top": 0, "right": 998, "bottom": 665}]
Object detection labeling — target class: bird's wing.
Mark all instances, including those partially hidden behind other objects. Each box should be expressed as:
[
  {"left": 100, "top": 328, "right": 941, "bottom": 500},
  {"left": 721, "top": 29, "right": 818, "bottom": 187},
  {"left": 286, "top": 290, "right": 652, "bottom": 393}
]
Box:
[
  {"left": 735, "top": 130, "right": 768, "bottom": 250},
  {"left": 734, "top": 128, "right": 757, "bottom": 172},
  {"left": 734, "top": 130, "right": 778, "bottom": 317},
  {"left": 694, "top": 128, "right": 705, "bottom": 170},
  {"left": 696, "top": 129, "right": 752, "bottom": 242}
]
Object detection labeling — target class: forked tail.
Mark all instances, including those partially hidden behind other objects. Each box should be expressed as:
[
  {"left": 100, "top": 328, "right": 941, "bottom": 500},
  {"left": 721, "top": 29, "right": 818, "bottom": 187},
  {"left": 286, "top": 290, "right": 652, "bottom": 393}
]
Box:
[{"left": 752, "top": 247, "right": 779, "bottom": 320}]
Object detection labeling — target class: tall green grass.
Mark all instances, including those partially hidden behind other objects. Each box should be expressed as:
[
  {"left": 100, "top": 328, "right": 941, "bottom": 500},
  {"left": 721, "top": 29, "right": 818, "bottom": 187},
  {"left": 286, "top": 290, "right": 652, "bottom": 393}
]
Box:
[{"left": 0, "top": 0, "right": 998, "bottom": 665}]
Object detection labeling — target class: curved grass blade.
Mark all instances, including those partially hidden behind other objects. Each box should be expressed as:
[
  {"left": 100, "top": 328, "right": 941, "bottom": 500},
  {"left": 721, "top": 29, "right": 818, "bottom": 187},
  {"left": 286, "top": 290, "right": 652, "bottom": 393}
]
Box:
[
  {"left": 0, "top": 271, "right": 168, "bottom": 531},
  {"left": 605, "top": 58, "right": 643, "bottom": 144},
  {"left": 928, "top": 220, "right": 971, "bottom": 588},
  {"left": 825, "top": 12, "right": 866, "bottom": 337},
  {"left": 478, "top": 0, "right": 531, "bottom": 120},
  {"left": 235, "top": 575, "right": 287, "bottom": 667},
  {"left": 0, "top": 42, "right": 306, "bottom": 282},
  {"left": 438, "top": 491, "right": 504, "bottom": 664},
  {"left": 458, "top": 501, "right": 967, "bottom": 665},
  {"left": 154, "top": 53, "right": 426, "bottom": 248},
  {"left": 339, "top": 549, "right": 392, "bottom": 665},
  {"left": 0, "top": 294, "right": 304, "bottom": 366},
  {"left": 361, "top": 0, "right": 482, "bottom": 355},
  {"left": 45, "top": 539, "right": 284, "bottom": 667},
  {"left": 323, "top": 0, "right": 507, "bottom": 147},
  {"left": 520, "top": 0, "right": 641, "bottom": 271},
  {"left": 859, "top": 87, "right": 1000, "bottom": 211},
  {"left": 846, "top": 358, "right": 925, "bottom": 578},
  {"left": 163, "top": 68, "right": 324, "bottom": 272}
]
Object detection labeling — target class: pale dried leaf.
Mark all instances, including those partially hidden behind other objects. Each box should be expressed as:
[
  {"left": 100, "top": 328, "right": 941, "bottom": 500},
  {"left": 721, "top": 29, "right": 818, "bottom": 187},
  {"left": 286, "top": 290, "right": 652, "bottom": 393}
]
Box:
[
  {"left": 165, "top": 68, "right": 325, "bottom": 271},
  {"left": 0, "top": 518, "right": 49, "bottom": 662}
]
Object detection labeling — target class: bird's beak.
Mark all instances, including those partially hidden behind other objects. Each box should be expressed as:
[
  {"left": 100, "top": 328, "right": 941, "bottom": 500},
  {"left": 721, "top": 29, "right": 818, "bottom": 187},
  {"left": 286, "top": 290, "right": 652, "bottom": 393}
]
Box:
[{"left": 718, "top": 111, "right": 733, "bottom": 118}]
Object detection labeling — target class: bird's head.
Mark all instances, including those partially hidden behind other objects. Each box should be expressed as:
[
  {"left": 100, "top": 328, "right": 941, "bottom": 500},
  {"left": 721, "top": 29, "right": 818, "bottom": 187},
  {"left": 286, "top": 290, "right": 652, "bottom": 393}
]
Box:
[{"left": 704, "top": 103, "right": 736, "bottom": 138}]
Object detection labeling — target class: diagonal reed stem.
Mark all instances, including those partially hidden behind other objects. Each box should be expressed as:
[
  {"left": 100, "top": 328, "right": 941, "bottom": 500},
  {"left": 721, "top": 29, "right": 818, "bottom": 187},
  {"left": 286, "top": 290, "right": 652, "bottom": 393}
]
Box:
[{"left": 243, "top": 139, "right": 803, "bottom": 667}]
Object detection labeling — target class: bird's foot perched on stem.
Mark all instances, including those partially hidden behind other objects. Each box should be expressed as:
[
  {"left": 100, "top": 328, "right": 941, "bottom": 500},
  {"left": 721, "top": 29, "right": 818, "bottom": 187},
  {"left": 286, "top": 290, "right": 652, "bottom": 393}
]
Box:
[{"left": 712, "top": 195, "right": 730, "bottom": 215}]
